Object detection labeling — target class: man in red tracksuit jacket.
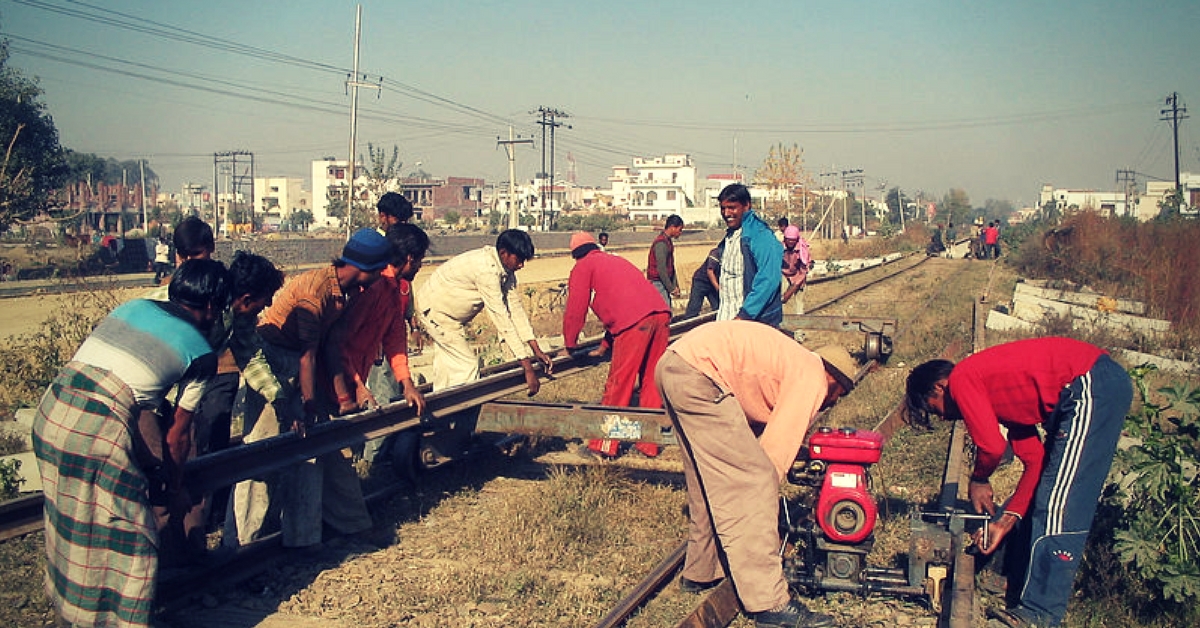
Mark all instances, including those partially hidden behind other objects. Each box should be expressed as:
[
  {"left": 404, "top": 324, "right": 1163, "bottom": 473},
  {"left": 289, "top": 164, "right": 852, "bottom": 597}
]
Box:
[
  {"left": 905, "top": 337, "right": 1132, "bottom": 627},
  {"left": 561, "top": 231, "right": 671, "bottom": 457}
]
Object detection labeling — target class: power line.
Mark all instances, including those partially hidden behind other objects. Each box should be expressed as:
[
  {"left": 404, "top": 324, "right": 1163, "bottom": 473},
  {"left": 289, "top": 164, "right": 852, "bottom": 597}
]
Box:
[{"left": 13, "top": 0, "right": 517, "bottom": 130}]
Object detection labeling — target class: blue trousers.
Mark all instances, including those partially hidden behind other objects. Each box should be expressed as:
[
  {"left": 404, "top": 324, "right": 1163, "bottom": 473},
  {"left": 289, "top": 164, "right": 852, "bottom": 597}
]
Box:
[{"left": 1015, "top": 354, "right": 1131, "bottom": 625}]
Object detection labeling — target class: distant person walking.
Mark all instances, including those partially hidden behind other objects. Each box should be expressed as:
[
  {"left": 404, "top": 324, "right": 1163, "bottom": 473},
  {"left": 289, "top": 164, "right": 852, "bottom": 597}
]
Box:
[
  {"left": 152, "top": 236, "right": 171, "bottom": 284},
  {"left": 985, "top": 221, "right": 1001, "bottom": 259},
  {"left": 646, "top": 214, "right": 683, "bottom": 310},
  {"left": 714, "top": 184, "right": 783, "bottom": 326},
  {"left": 780, "top": 226, "right": 811, "bottom": 316}
]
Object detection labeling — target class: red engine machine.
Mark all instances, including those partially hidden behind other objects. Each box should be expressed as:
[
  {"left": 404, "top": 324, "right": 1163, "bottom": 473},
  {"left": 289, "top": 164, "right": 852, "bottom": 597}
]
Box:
[{"left": 782, "top": 426, "right": 952, "bottom": 608}]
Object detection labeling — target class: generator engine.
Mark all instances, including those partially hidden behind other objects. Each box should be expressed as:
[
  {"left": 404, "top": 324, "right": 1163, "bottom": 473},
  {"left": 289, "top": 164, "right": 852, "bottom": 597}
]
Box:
[
  {"left": 782, "top": 426, "right": 951, "bottom": 608},
  {"left": 810, "top": 427, "right": 881, "bottom": 544}
]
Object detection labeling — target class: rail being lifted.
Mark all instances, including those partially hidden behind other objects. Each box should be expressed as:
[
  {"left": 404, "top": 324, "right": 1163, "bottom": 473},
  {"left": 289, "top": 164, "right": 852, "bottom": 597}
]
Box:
[{"left": 0, "top": 312, "right": 715, "bottom": 541}]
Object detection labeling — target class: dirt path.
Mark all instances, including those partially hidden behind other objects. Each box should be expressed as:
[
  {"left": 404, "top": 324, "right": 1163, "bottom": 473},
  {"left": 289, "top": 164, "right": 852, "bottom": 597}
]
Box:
[{"left": 0, "top": 244, "right": 718, "bottom": 342}]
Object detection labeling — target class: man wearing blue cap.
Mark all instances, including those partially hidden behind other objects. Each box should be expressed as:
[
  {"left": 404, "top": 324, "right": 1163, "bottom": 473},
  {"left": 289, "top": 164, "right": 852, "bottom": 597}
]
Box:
[{"left": 227, "top": 228, "right": 391, "bottom": 550}]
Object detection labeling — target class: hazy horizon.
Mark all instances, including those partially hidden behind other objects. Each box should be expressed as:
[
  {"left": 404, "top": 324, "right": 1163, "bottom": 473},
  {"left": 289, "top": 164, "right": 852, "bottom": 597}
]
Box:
[{"left": 5, "top": 0, "right": 1197, "bottom": 210}]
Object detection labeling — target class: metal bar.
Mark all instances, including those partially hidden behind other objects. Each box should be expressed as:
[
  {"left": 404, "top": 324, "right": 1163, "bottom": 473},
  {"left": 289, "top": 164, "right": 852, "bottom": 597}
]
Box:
[
  {"left": 477, "top": 400, "right": 673, "bottom": 444},
  {"left": 780, "top": 314, "right": 896, "bottom": 334},
  {"left": 0, "top": 494, "right": 43, "bottom": 542},
  {"left": 185, "top": 353, "right": 608, "bottom": 495},
  {"left": 807, "top": 255, "right": 928, "bottom": 314}
]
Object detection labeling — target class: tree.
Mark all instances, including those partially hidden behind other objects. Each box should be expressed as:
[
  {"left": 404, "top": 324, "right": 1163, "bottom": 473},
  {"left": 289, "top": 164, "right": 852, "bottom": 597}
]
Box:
[
  {"left": 937, "top": 189, "right": 972, "bottom": 226},
  {"left": 1157, "top": 187, "right": 1184, "bottom": 220},
  {"left": 288, "top": 209, "right": 313, "bottom": 231},
  {"left": 983, "top": 198, "right": 1015, "bottom": 222},
  {"left": 352, "top": 142, "right": 402, "bottom": 230},
  {"left": 0, "top": 39, "right": 68, "bottom": 232},
  {"left": 63, "top": 151, "right": 158, "bottom": 187},
  {"left": 753, "top": 143, "right": 810, "bottom": 221}
]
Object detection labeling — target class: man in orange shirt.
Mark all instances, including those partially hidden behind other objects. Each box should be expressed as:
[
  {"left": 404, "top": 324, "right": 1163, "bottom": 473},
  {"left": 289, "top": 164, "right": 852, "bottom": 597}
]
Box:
[
  {"left": 328, "top": 223, "right": 429, "bottom": 415},
  {"left": 227, "top": 228, "right": 390, "bottom": 550},
  {"left": 655, "top": 321, "right": 856, "bottom": 628}
]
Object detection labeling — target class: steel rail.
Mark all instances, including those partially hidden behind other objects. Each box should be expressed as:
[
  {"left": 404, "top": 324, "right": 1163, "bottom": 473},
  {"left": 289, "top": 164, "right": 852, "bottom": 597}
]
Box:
[
  {"left": 598, "top": 257, "right": 983, "bottom": 628},
  {"left": 0, "top": 307, "right": 716, "bottom": 539}
]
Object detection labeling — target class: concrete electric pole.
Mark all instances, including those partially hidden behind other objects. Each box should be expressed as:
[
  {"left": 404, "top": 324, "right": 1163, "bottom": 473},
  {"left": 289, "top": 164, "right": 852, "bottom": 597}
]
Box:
[{"left": 497, "top": 127, "right": 534, "bottom": 229}]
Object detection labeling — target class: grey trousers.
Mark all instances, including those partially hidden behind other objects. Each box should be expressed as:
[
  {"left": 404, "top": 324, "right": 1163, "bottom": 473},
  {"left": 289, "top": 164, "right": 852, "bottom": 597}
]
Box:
[{"left": 225, "top": 344, "right": 372, "bottom": 549}]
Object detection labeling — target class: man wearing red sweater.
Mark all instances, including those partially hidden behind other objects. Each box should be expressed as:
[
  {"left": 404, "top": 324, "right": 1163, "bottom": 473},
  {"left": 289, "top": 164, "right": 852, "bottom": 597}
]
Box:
[
  {"left": 560, "top": 232, "right": 671, "bottom": 456},
  {"left": 905, "top": 337, "right": 1132, "bottom": 627}
]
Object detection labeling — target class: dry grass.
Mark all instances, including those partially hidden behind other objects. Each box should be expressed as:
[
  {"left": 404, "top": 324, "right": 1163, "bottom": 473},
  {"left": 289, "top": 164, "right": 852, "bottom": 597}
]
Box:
[
  {"left": 1010, "top": 213, "right": 1200, "bottom": 354},
  {"left": 272, "top": 463, "right": 689, "bottom": 627},
  {"left": 0, "top": 281, "right": 122, "bottom": 419}
]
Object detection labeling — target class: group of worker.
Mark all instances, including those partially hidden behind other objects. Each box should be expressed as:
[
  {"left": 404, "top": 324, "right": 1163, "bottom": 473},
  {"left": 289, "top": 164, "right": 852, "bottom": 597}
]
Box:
[{"left": 30, "top": 181, "right": 1126, "bottom": 628}]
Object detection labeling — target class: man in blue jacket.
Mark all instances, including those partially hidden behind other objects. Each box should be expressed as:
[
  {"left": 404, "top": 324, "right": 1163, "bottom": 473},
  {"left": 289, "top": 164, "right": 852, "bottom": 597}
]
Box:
[{"left": 714, "top": 184, "right": 784, "bottom": 327}]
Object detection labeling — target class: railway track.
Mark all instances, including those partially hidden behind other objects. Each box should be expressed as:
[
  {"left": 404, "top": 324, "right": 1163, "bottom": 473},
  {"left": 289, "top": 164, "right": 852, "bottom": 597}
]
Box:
[
  {"left": 1, "top": 248, "right": 985, "bottom": 626},
  {"left": 593, "top": 264, "right": 995, "bottom": 628}
]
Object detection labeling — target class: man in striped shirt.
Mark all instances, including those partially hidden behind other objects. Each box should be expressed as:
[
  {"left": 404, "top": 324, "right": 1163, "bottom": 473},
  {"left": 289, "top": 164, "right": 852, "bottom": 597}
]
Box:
[
  {"left": 33, "top": 259, "right": 229, "bottom": 627},
  {"left": 905, "top": 337, "right": 1133, "bottom": 627}
]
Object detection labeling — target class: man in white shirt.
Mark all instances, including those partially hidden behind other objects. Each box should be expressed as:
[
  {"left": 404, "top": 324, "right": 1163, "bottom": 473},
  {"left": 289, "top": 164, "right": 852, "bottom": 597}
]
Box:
[{"left": 416, "top": 229, "right": 553, "bottom": 395}]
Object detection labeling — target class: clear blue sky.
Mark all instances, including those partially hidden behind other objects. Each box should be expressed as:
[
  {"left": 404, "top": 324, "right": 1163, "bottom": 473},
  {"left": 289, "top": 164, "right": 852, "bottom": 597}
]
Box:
[{"left": 4, "top": 0, "right": 1197, "bottom": 209}]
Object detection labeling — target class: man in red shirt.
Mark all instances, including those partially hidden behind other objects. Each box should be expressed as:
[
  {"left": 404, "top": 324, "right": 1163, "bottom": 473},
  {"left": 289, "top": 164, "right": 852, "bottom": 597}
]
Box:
[
  {"left": 561, "top": 231, "right": 671, "bottom": 457},
  {"left": 905, "top": 337, "right": 1132, "bottom": 627},
  {"left": 984, "top": 221, "right": 1001, "bottom": 259},
  {"left": 646, "top": 214, "right": 683, "bottom": 309},
  {"left": 328, "top": 223, "right": 430, "bottom": 417}
]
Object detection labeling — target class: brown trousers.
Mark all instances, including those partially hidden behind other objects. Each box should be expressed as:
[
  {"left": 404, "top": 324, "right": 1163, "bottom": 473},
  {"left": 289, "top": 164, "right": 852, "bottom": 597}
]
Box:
[
  {"left": 133, "top": 408, "right": 207, "bottom": 566},
  {"left": 655, "top": 351, "right": 790, "bottom": 613}
]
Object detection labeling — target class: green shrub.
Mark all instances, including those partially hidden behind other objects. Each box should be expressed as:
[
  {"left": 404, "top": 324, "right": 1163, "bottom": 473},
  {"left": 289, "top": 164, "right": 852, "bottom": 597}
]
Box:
[
  {"left": 0, "top": 458, "right": 22, "bottom": 500},
  {"left": 1108, "top": 365, "right": 1200, "bottom": 605}
]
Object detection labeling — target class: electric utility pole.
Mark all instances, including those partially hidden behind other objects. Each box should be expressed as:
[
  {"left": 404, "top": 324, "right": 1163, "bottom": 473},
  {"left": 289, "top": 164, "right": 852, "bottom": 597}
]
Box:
[
  {"left": 842, "top": 169, "right": 863, "bottom": 237},
  {"left": 345, "top": 4, "right": 382, "bottom": 238},
  {"left": 1116, "top": 169, "right": 1137, "bottom": 217},
  {"left": 497, "top": 127, "right": 534, "bottom": 229},
  {"left": 1161, "top": 92, "right": 1188, "bottom": 193},
  {"left": 533, "top": 106, "right": 570, "bottom": 230}
]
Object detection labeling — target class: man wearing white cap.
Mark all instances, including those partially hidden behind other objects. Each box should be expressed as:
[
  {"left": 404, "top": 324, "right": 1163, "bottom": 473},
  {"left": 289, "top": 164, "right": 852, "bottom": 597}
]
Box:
[
  {"left": 655, "top": 320, "right": 856, "bottom": 628},
  {"left": 560, "top": 232, "right": 671, "bottom": 456}
]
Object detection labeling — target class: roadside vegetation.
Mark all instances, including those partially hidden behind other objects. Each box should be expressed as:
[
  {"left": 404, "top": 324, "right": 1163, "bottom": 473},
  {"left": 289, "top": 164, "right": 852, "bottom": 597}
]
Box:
[{"left": 1000, "top": 212, "right": 1200, "bottom": 626}]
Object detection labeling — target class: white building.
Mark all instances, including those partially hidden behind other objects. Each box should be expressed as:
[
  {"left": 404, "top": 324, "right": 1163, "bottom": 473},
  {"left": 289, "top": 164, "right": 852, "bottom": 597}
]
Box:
[
  {"left": 254, "top": 177, "right": 310, "bottom": 230},
  {"left": 1133, "top": 174, "right": 1200, "bottom": 220},
  {"left": 1041, "top": 175, "right": 1199, "bottom": 222},
  {"left": 1038, "top": 184, "right": 1130, "bottom": 219},
  {"left": 614, "top": 154, "right": 702, "bottom": 224}
]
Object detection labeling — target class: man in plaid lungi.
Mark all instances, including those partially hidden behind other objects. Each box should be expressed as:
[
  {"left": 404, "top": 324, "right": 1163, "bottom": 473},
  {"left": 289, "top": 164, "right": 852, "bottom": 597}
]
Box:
[{"left": 32, "top": 259, "right": 229, "bottom": 627}]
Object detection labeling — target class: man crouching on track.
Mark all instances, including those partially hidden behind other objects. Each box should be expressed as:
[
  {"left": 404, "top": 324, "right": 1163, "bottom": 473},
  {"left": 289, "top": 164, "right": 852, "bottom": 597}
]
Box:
[
  {"left": 655, "top": 320, "right": 857, "bottom": 628},
  {"left": 904, "top": 337, "right": 1133, "bottom": 628}
]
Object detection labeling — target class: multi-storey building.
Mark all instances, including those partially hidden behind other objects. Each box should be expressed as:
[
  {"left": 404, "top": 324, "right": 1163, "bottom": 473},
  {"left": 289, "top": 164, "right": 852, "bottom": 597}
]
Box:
[
  {"left": 254, "top": 177, "right": 311, "bottom": 231},
  {"left": 614, "top": 154, "right": 701, "bottom": 224}
]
